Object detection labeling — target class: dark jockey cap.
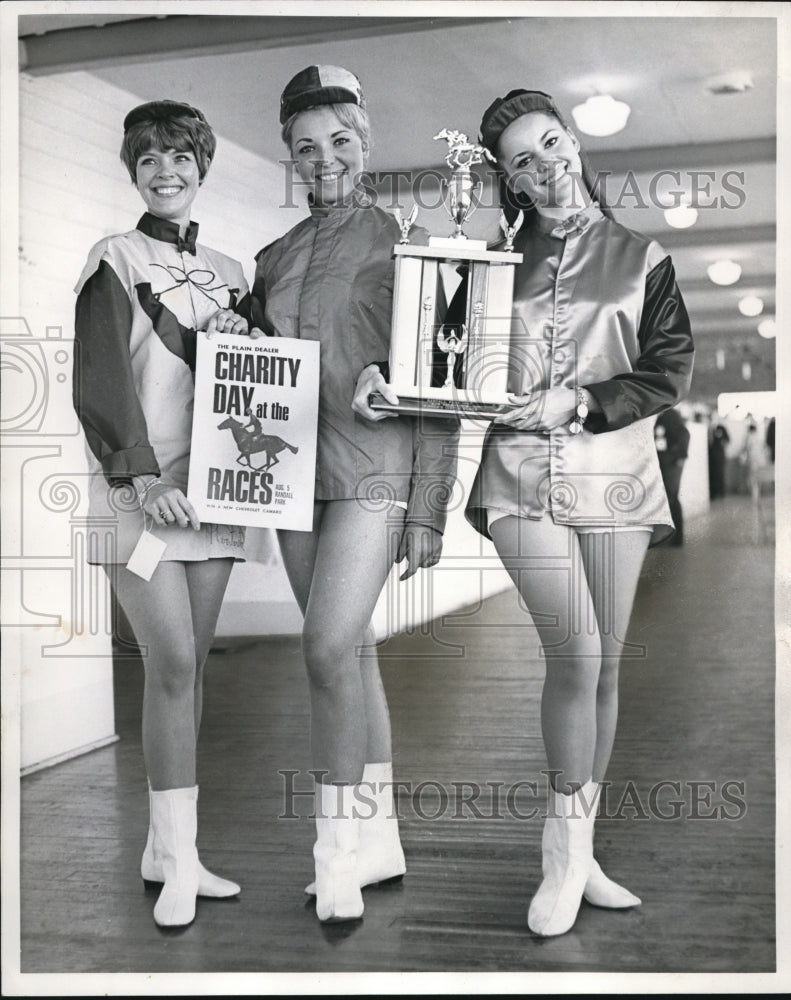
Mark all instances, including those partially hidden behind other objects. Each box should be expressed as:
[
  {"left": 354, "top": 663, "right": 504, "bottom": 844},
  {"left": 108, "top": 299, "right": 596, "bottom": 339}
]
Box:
[
  {"left": 280, "top": 65, "right": 364, "bottom": 124},
  {"left": 479, "top": 89, "right": 558, "bottom": 155},
  {"left": 123, "top": 100, "right": 208, "bottom": 132}
]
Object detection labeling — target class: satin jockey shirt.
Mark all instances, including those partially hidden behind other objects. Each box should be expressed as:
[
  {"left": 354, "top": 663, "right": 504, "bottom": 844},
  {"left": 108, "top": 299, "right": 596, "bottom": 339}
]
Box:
[
  {"left": 251, "top": 197, "right": 459, "bottom": 534},
  {"left": 466, "top": 203, "right": 694, "bottom": 544},
  {"left": 73, "top": 212, "right": 250, "bottom": 563}
]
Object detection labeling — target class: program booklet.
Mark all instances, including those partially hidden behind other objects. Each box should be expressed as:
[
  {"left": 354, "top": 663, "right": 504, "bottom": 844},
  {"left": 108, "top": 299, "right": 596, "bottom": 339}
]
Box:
[{"left": 187, "top": 333, "right": 319, "bottom": 531}]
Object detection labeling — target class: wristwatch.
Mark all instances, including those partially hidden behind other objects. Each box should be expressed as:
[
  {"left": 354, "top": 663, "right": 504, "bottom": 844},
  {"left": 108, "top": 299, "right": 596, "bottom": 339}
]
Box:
[{"left": 569, "top": 387, "right": 589, "bottom": 434}]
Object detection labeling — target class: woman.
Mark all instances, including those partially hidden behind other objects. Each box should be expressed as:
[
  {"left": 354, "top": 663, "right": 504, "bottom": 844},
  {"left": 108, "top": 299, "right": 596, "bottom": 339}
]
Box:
[
  {"left": 740, "top": 420, "right": 768, "bottom": 501},
  {"left": 73, "top": 100, "right": 250, "bottom": 927},
  {"left": 251, "top": 66, "right": 458, "bottom": 922},
  {"left": 654, "top": 407, "right": 690, "bottom": 546},
  {"left": 708, "top": 422, "right": 730, "bottom": 499},
  {"left": 466, "top": 90, "right": 693, "bottom": 936}
]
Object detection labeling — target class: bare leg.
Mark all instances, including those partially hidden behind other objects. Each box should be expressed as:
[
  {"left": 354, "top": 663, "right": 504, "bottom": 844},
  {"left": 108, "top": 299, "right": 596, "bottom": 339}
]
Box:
[
  {"left": 491, "top": 517, "right": 648, "bottom": 931},
  {"left": 489, "top": 515, "right": 601, "bottom": 793},
  {"left": 359, "top": 634, "right": 392, "bottom": 764},
  {"left": 278, "top": 501, "right": 404, "bottom": 783},
  {"left": 276, "top": 502, "right": 322, "bottom": 615},
  {"left": 184, "top": 558, "right": 235, "bottom": 738},
  {"left": 110, "top": 562, "right": 198, "bottom": 791},
  {"left": 110, "top": 557, "right": 240, "bottom": 917},
  {"left": 277, "top": 505, "right": 396, "bottom": 761},
  {"left": 577, "top": 531, "right": 650, "bottom": 782}
]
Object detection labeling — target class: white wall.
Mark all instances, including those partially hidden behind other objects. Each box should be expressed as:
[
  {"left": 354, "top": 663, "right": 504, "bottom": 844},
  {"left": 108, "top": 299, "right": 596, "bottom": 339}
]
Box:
[
  {"left": 13, "top": 69, "right": 305, "bottom": 770},
  {"left": 679, "top": 421, "right": 710, "bottom": 523}
]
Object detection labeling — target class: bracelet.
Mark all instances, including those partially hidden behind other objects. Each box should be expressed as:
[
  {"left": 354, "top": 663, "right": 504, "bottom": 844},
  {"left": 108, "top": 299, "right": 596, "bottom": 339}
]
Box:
[
  {"left": 569, "top": 387, "right": 589, "bottom": 435},
  {"left": 137, "top": 477, "right": 164, "bottom": 508}
]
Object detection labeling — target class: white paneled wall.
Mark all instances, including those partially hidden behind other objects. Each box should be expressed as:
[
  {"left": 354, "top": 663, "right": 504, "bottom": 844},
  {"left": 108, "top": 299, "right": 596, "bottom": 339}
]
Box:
[
  {"left": 15, "top": 70, "right": 305, "bottom": 770},
  {"left": 14, "top": 69, "right": 513, "bottom": 771}
]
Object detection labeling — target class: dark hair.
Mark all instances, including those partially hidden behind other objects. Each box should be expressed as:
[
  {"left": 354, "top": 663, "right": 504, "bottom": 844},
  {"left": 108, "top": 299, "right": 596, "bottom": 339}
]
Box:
[
  {"left": 120, "top": 107, "right": 216, "bottom": 183},
  {"left": 493, "top": 102, "right": 611, "bottom": 229}
]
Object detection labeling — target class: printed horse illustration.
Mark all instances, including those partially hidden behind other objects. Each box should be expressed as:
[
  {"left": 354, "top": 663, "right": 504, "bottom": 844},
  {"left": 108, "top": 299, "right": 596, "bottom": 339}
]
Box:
[{"left": 217, "top": 415, "right": 299, "bottom": 471}]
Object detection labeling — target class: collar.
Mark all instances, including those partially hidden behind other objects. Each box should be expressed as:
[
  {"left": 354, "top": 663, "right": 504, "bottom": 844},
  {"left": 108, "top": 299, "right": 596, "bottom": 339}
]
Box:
[
  {"left": 536, "top": 202, "right": 603, "bottom": 240},
  {"left": 136, "top": 212, "right": 199, "bottom": 255},
  {"left": 307, "top": 187, "right": 375, "bottom": 219}
]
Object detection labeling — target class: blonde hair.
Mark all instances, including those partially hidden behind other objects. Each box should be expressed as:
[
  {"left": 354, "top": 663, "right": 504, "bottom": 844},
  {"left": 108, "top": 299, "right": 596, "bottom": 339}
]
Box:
[{"left": 281, "top": 102, "right": 371, "bottom": 155}]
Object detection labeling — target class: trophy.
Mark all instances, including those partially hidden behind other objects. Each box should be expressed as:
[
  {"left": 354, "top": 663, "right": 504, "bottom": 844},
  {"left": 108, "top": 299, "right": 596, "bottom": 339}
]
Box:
[{"left": 370, "top": 128, "right": 523, "bottom": 418}]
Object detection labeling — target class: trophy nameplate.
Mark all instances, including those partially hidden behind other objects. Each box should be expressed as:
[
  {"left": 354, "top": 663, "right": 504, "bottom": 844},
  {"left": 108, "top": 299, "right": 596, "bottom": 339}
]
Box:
[{"left": 371, "top": 129, "right": 523, "bottom": 419}]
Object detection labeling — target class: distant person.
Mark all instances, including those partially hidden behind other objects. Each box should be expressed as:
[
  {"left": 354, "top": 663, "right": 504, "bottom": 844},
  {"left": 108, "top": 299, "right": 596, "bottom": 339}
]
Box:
[
  {"left": 741, "top": 421, "right": 768, "bottom": 501},
  {"left": 654, "top": 408, "right": 690, "bottom": 546},
  {"left": 709, "top": 423, "right": 730, "bottom": 500},
  {"left": 766, "top": 417, "right": 775, "bottom": 465}
]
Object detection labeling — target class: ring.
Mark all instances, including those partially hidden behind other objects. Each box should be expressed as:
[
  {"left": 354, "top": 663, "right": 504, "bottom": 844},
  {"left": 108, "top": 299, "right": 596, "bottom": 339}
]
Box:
[{"left": 160, "top": 511, "right": 168, "bottom": 520}]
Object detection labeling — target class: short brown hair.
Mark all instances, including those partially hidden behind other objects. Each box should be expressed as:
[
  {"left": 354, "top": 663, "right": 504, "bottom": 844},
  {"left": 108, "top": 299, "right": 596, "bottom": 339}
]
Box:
[{"left": 120, "top": 102, "right": 216, "bottom": 183}]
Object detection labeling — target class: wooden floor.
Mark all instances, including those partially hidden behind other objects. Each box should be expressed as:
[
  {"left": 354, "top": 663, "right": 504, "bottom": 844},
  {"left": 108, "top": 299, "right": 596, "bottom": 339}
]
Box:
[{"left": 19, "top": 494, "right": 776, "bottom": 979}]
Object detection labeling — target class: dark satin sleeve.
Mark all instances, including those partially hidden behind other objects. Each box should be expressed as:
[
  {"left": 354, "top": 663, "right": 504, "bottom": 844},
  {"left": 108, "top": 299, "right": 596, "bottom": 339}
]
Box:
[
  {"left": 73, "top": 260, "right": 160, "bottom": 481},
  {"left": 584, "top": 255, "right": 694, "bottom": 433},
  {"left": 249, "top": 243, "right": 276, "bottom": 336},
  {"left": 234, "top": 290, "right": 253, "bottom": 327},
  {"left": 406, "top": 414, "right": 460, "bottom": 534}
]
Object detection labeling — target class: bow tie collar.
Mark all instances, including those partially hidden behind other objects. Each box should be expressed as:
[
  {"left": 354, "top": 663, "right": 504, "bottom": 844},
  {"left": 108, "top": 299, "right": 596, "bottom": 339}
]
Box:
[
  {"left": 177, "top": 231, "right": 198, "bottom": 255},
  {"left": 137, "top": 212, "right": 200, "bottom": 255},
  {"left": 541, "top": 202, "right": 603, "bottom": 240}
]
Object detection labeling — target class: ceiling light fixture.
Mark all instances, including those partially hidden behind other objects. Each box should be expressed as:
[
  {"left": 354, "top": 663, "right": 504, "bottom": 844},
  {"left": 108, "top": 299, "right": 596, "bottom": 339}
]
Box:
[
  {"left": 664, "top": 198, "right": 698, "bottom": 229},
  {"left": 738, "top": 295, "right": 764, "bottom": 317},
  {"left": 571, "top": 95, "right": 631, "bottom": 137},
  {"left": 707, "top": 260, "right": 742, "bottom": 286},
  {"left": 757, "top": 318, "right": 776, "bottom": 339},
  {"left": 705, "top": 72, "right": 754, "bottom": 95}
]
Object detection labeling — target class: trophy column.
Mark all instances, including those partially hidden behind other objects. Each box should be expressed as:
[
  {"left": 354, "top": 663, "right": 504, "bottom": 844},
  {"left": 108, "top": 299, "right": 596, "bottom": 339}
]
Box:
[
  {"left": 380, "top": 241, "right": 522, "bottom": 417},
  {"left": 372, "top": 128, "right": 523, "bottom": 419}
]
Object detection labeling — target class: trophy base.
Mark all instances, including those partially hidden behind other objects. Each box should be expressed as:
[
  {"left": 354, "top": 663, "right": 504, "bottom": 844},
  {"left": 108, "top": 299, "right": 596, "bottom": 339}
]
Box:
[
  {"left": 428, "top": 235, "right": 488, "bottom": 251},
  {"left": 369, "top": 392, "right": 512, "bottom": 420}
]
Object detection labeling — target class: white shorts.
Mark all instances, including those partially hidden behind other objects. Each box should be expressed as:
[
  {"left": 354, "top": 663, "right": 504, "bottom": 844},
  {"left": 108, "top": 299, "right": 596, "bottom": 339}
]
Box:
[{"left": 486, "top": 509, "right": 652, "bottom": 535}]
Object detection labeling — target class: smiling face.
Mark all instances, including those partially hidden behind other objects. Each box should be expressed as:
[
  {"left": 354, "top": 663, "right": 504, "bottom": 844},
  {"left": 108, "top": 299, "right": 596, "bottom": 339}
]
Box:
[
  {"left": 289, "top": 105, "right": 366, "bottom": 205},
  {"left": 497, "top": 111, "right": 589, "bottom": 217},
  {"left": 135, "top": 147, "right": 200, "bottom": 228}
]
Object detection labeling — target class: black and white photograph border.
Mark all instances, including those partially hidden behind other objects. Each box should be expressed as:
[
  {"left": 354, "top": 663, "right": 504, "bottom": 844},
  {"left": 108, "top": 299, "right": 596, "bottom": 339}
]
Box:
[{"left": 1, "top": 0, "right": 790, "bottom": 995}]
